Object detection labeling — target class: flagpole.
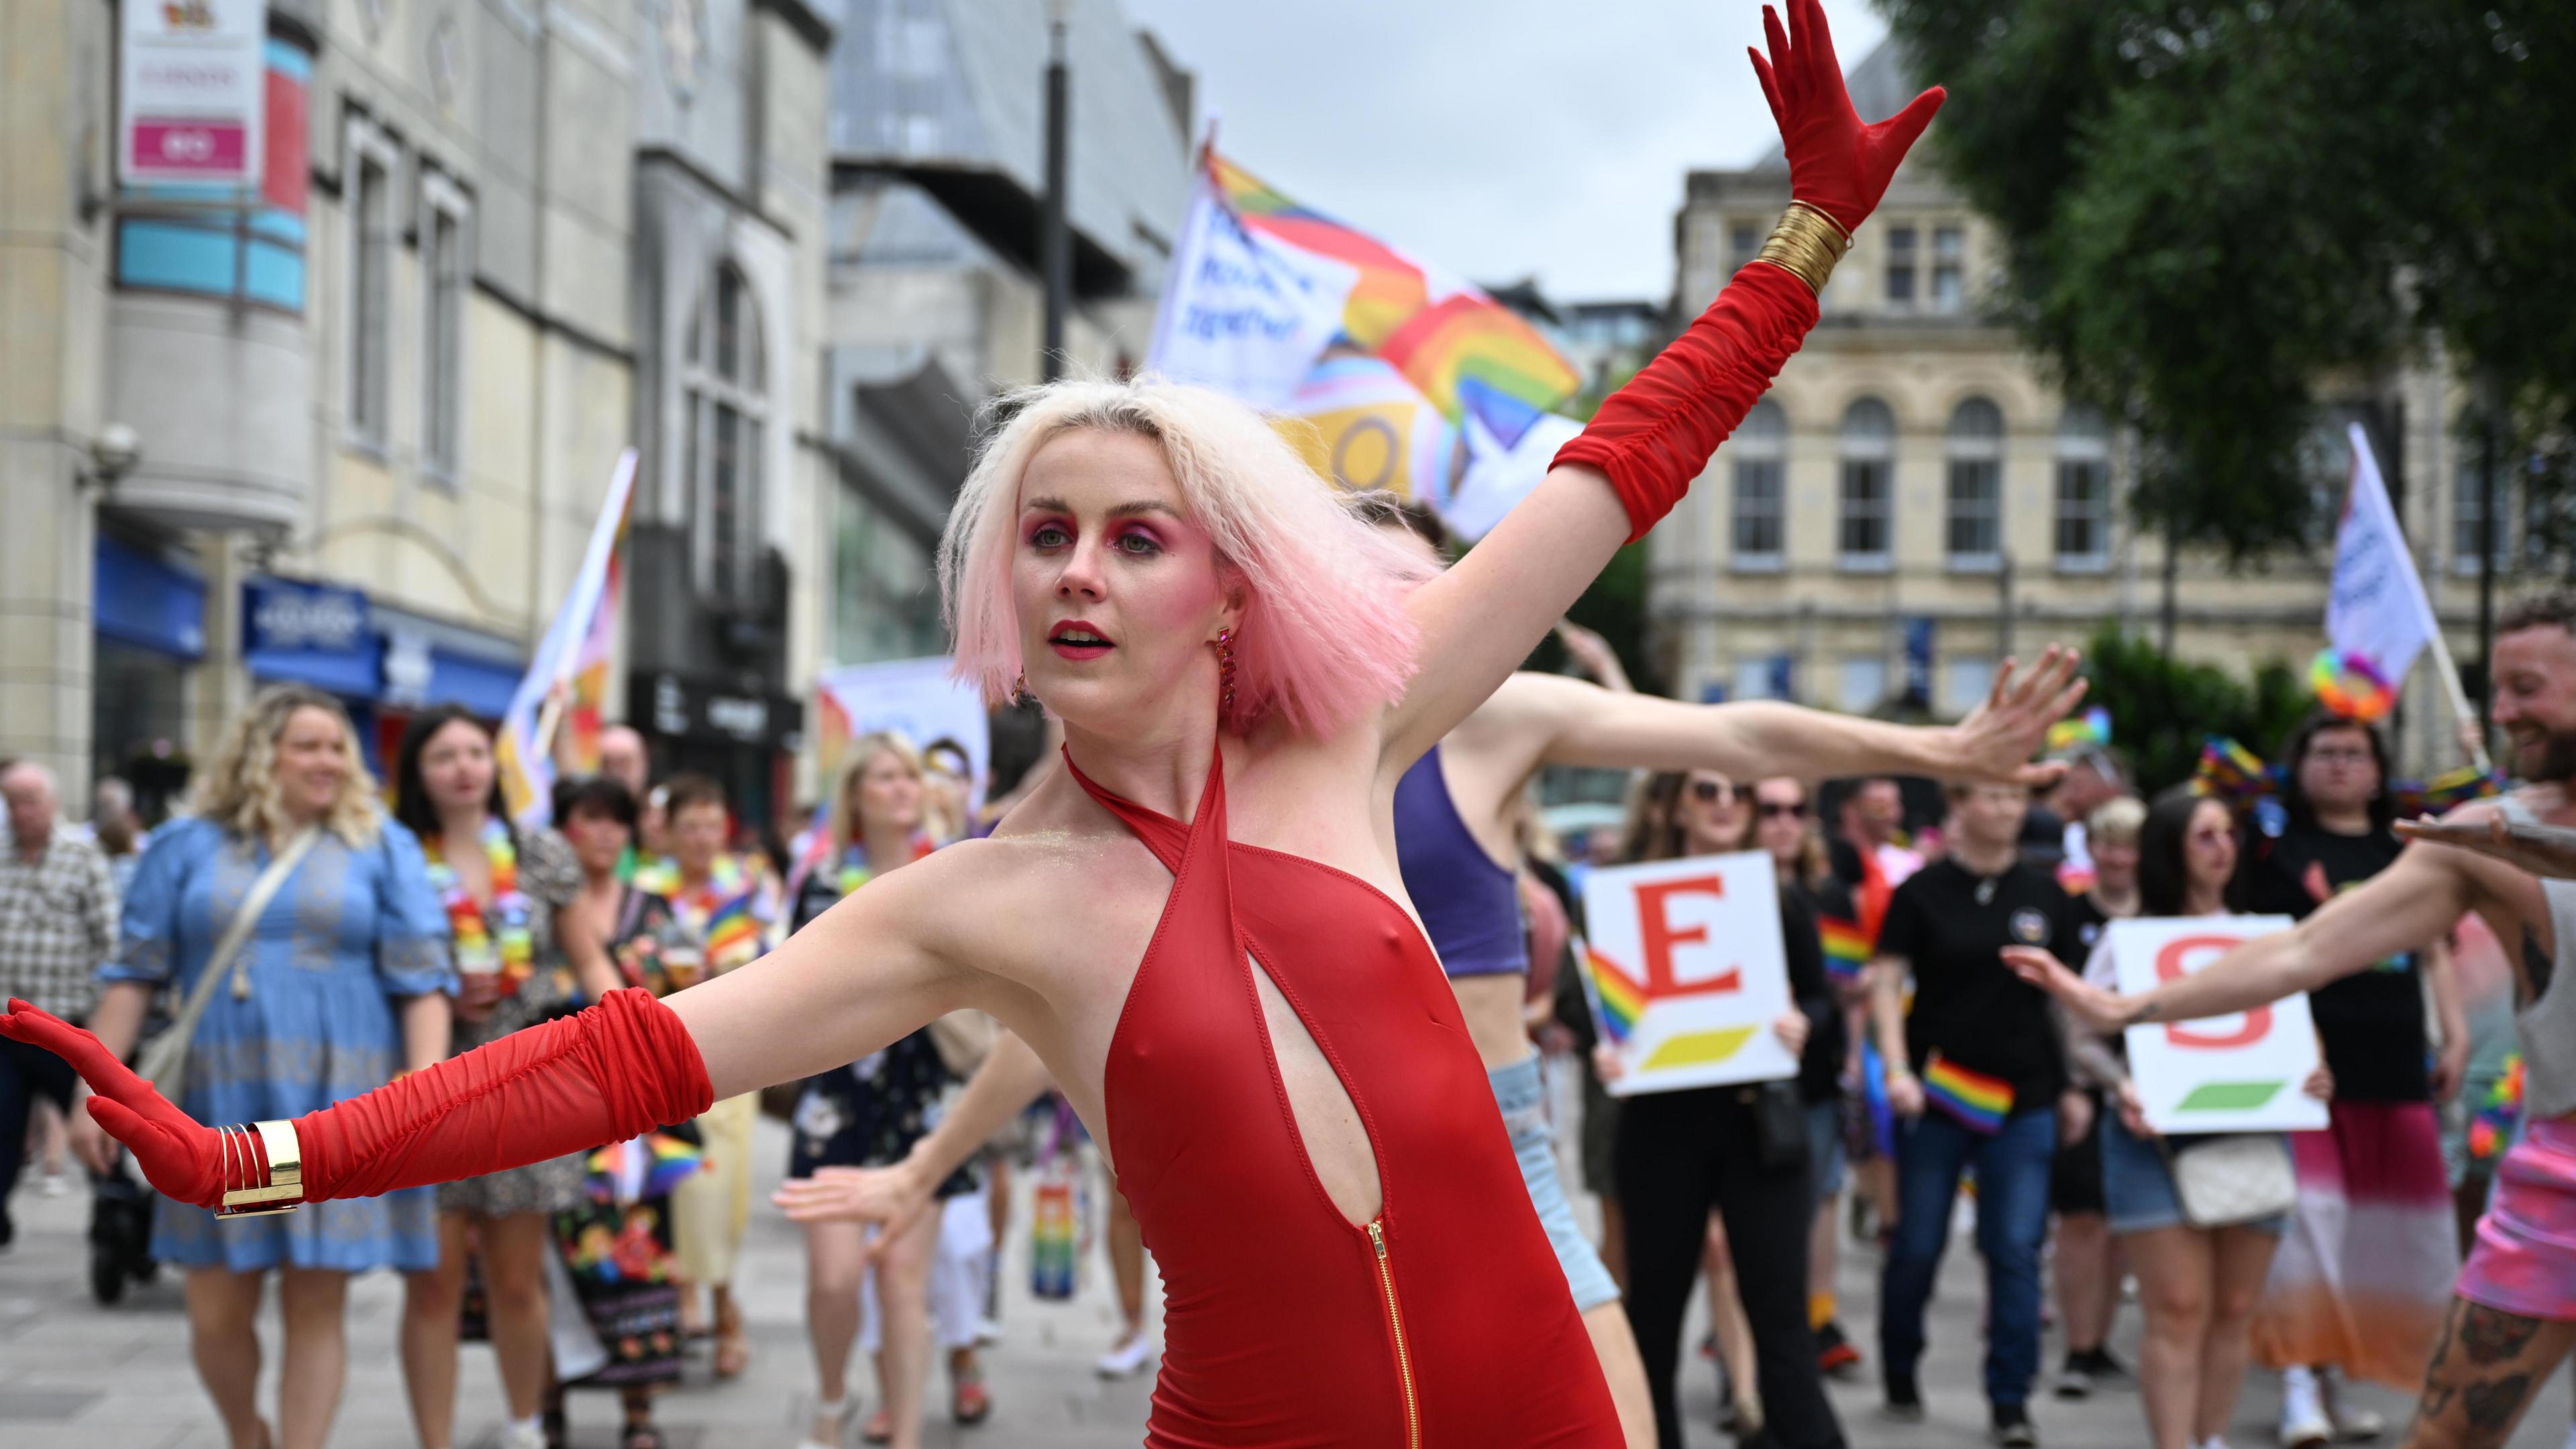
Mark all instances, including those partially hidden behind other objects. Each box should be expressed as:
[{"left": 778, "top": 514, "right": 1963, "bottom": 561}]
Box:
[{"left": 2423, "top": 627, "right": 2493, "bottom": 777}]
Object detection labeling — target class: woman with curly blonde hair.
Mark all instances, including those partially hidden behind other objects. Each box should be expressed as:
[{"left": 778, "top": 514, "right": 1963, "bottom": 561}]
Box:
[{"left": 70, "top": 684, "right": 455, "bottom": 1449}]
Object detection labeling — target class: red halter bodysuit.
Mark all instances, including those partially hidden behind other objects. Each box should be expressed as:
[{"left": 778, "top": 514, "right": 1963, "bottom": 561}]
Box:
[{"left": 1065, "top": 747, "right": 1619, "bottom": 1448}]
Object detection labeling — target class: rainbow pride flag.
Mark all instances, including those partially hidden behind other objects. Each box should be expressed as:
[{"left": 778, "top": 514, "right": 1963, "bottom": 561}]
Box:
[
  {"left": 1818, "top": 914, "right": 1870, "bottom": 984},
  {"left": 2398, "top": 763, "right": 2508, "bottom": 819},
  {"left": 1206, "top": 150, "right": 1578, "bottom": 451},
  {"left": 1923, "top": 1052, "right": 2014, "bottom": 1134},
  {"left": 1582, "top": 945, "right": 1646, "bottom": 1045},
  {"left": 702, "top": 893, "right": 763, "bottom": 971}
]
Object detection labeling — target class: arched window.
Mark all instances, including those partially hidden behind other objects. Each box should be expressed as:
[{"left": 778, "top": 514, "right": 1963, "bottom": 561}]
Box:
[
  {"left": 685, "top": 264, "right": 767, "bottom": 600},
  {"left": 2053, "top": 406, "right": 2112, "bottom": 568},
  {"left": 1945, "top": 397, "right": 2004, "bottom": 567},
  {"left": 1730, "top": 402, "right": 1786, "bottom": 568},
  {"left": 1838, "top": 398, "right": 1894, "bottom": 569}
]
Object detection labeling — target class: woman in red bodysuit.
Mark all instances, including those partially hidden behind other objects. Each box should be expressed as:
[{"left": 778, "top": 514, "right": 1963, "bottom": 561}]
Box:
[{"left": 3, "top": 8, "right": 1937, "bottom": 1444}]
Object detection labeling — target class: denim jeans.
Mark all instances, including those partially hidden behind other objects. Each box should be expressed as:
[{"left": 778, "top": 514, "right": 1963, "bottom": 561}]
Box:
[{"left": 1878, "top": 1106, "right": 2058, "bottom": 1407}]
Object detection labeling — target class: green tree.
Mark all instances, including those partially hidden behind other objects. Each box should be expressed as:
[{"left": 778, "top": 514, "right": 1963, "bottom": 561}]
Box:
[
  {"left": 2080, "top": 625, "right": 2312, "bottom": 794},
  {"left": 1879, "top": 1, "right": 2576, "bottom": 561}
]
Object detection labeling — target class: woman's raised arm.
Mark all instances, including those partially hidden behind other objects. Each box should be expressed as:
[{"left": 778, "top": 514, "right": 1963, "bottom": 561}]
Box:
[{"left": 1385, "top": 0, "right": 1941, "bottom": 765}]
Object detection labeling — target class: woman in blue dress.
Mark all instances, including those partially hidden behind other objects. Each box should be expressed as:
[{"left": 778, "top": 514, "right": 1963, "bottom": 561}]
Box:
[{"left": 70, "top": 685, "right": 455, "bottom": 1449}]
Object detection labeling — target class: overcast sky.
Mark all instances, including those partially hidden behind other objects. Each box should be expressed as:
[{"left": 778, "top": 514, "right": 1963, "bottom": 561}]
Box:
[{"left": 1118, "top": 0, "right": 1890, "bottom": 305}]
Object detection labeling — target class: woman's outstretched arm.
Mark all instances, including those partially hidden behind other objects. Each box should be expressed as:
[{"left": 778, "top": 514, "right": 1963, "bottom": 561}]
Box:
[
  {"left": 1385, "top": 0, "right": 1941, "bottom": 765},
  {"left": 0, "top": 845, "right": 987, "bottom": 1211}
]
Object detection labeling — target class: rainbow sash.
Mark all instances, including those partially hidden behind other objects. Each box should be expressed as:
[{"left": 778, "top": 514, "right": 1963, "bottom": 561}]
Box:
[{"left": 1922, "top": 1051, "right": 2014, "bottom": 1135}]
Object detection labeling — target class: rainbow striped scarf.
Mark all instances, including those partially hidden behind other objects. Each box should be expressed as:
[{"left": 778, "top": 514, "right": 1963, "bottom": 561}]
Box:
[{"left": 1922, "top": 1051, "right": 2014, "bottom": 1134}]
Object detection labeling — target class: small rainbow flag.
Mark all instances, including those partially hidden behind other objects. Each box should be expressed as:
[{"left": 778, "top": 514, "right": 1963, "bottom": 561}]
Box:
[
  {"left": 587, "top": 1131, "right": 706, "bottom": 1205},
  {"left": 2046, "top": 706, "right": 2112, "bottom": 753},
  {"left": 702, "top": 893, "right": 763, "bottom": 971},
  {"left": 1582, "top": 945, "right": 1646, "bottom": 1045},
  {"left": 2398, "top": 764, "right": 2508, "bottom": 819},
  {"left": 1922, "top": 1052, "right": 2014, "bottom": 1134},
  {"left": 1818, "top": 914, "right": 1870, "bottom": 984},
  {"left": 2192, "top": 737, "right": 2282, "bottom": 802},
  {"left": 2471, "top": 1053, "right": 2526, "bottom": 1163}
]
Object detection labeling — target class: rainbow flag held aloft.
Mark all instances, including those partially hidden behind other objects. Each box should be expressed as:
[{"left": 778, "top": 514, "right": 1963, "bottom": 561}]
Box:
[
  {"left": 1205, "top": 150, "right": 1578, "bottom": 452},
  {"left": 1922, "top": 1052, "right": 2014, "bottom": 1135},
  {"left": 1818, "top": 914, "right": 1870, "bottom": 984},
  {"left": 2192, "top": 737, "right": 2281, "bottom": 802},
  {"left": 496, "top": 449, "right": 637, "bottom": 824},
  {"left": 1582, "top": 945, "right": 1646, "bottom": 1046}
]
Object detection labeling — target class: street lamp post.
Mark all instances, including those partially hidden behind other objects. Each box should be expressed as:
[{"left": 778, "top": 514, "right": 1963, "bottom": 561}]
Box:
[{"left": 1041, "top": 0, "right": 1072, "bottom": 383}]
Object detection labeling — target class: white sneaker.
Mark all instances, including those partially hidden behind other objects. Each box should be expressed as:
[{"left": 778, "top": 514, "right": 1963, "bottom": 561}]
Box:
[
  {"left": 39, "top": 1171, "right": 68, "bottom": 1197},
  {"left": 492, "top": 1423, "right": 548, "bottom": 1449},
  {"left": 2280, "top": 1403, "right": 2332, "bottom": 1449},
  {"left": 2318, "top": 1367, "right": 2385, "bottom": 1442},
  {"left": 1096, "top": 1332, "right": 1157, "bottom": 1379}
]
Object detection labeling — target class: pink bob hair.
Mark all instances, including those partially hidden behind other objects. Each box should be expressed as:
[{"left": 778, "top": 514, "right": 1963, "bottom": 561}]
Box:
[{"left": 938, "top": 376, "right": 1438, "bottom": 739}]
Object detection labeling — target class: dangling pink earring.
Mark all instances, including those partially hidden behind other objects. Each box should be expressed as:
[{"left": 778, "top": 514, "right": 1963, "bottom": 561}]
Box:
[{"left": 1214, "top": 628, "right": 1236, "bottom": 712}]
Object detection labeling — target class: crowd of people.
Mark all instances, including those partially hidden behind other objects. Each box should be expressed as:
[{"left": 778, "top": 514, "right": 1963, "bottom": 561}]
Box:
[{"left": 7, "top": 10, "right": 2576, "bottom": 1448}]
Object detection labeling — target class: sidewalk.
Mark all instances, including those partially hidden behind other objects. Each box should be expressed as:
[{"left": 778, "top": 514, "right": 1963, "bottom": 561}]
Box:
[{"left": 3, "top": 1102, "right": 2567, "bottom": 1446}]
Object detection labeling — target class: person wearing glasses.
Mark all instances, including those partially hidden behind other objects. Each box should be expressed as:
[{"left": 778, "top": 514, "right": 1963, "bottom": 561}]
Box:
[{"left": 1750, "top": 776, "right": 1872, "bottom": 1381}]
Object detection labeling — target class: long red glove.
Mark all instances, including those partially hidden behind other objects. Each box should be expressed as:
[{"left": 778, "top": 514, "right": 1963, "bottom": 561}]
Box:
[
  {"left": 1556, "top": 0, "right": 1943, "bottom": 541},
  {"left": 0, "top": 989, "right": 711, "bottom": 1209}
]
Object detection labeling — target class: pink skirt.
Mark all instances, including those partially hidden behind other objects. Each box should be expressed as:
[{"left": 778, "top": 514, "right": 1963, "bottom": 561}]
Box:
[
  {"left": 2459, "top": 1116, "right": 2576, "bottom": 1322},
  {"left": 2251, "top": 1099, "right": 2460, "bottom": 1387}
]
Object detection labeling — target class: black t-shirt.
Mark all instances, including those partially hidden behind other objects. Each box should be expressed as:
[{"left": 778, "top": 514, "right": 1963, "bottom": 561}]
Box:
[
  {"left": 1781, "top": 883, "right": 1846, "bottom": 1105},
  {"left": 2235, "top": 824, "right": 2428, "bottom": 1101},
  {"left": 2068, "top": 892, "right": 2114, "bottom": 959},
  {"left": 1877, "top": 857, "right": 2076, "bottom": 1110}
]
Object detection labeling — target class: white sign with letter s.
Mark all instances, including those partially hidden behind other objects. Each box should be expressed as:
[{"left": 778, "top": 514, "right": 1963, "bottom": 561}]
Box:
[{"left": 2111, "top": 915, "right": 2328, "bottom": 1134}]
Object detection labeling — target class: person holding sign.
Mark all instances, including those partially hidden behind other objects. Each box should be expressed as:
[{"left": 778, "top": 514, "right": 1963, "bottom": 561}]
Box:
[
  {"left": 2236, "top": 713, "right": 2466, "bottom": 1448},
  {"left": 1868, "top": 781, "right": 2084, "bottom": 1445},
  {"left": 2010, "top": 590, "right": 2576, "bottom": 1449},
  {"left": 2018, "top": 792, "right": 2332, "bottom": 1449}
]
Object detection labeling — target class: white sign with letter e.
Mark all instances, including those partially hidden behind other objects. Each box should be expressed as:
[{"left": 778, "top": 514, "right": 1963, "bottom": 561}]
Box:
[
  {"left": 1579, "top": 851, "right": 1796, "bottom": 1096},
  {"left": 2111, "top": 915, "right": 2327, "bottom": 1134}
]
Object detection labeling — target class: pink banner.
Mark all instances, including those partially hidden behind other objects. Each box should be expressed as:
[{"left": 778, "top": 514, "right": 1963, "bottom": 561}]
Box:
[{"left": 129, "top": 119, "right": 249, "bottom": 176}]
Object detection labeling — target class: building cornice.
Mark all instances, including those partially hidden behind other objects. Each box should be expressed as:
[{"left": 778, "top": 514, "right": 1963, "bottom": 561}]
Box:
[{"left": 753, "top": 0, "right": 835, "bottom": 54}]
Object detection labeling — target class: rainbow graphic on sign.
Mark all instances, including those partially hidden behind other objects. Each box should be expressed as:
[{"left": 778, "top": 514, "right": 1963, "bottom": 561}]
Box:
[
  {"left": 2173, "top": 1080, "right": 2290, "bottom": 1113},
  {"left": 1582, "top": 945, "right": 1645, "bottom": 1045}
]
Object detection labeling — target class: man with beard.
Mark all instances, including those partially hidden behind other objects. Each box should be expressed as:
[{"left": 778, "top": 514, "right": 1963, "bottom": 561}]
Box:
[{"left": 2010, "top": 590, "right": 2576, "bottom": 1449}]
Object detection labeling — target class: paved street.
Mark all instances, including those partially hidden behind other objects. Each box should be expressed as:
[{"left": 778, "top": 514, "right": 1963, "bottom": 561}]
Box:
[{"left": 3, "top": 1100, "right": 2568, "bottom": 1448}]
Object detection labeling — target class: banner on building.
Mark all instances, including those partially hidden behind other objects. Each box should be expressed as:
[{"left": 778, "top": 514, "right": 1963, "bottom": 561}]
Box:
[
  {"left": 2110, "top": 915, "right": 2328, "bottom": 1134},
  {"left": 1148, "top": 144, "right": 1582, "bottom": 539},
  {"left": 813, "top": 657, "right": 991, "bottom": 813},
  {"left": 497, "top": 449, "right": 637, "bottom": 824},
  {"left": 2326, "top": 423, "right": 2443, "bottom": 694},
  {"left": 119, "top": 0, "right": 268, "bottom": 189},
  {"left": 1579, "top": 851, "right": 1798, "bottom": 1096}
]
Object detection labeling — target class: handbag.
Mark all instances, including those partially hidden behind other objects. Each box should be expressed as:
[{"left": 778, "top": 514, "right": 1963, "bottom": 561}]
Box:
[
  {"left": 132, "top": 828, "right": 319, "bottom": 1102},
  {"left": 2163, "top": 1132, "right": 2296, "bottom": 1228},
  {"left": 1746, "top": 1079, "right": 1811, "bottom": 1173}
]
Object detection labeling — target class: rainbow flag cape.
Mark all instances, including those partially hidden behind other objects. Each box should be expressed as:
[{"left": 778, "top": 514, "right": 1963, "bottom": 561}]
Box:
[
  {"left": 1580, "top": 944, "right": 1646, "bottom": 1046},
  {"left": 1818, "top": 913, "right": 1870, "bottom": 984},
  {"left": 1922, "top": 1051, "right": 2014, "bottom": 1134},
  {"left": 496, "top": 449, "right": 636, "bottom": 824},
  {"left": 1207, "top": 150, "right": 1578, "bottom": 450}
]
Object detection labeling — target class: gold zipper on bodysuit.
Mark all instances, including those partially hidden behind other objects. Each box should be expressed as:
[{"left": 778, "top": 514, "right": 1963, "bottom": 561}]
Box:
[{"left": 1366, "top": 1218, "right": 1420, "bottom": 1449}]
